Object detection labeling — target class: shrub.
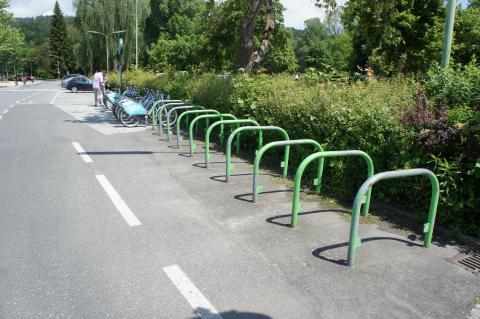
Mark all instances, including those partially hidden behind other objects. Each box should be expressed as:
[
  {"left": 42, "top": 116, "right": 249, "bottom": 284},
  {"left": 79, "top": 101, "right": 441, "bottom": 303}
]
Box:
[{"left": 114, "top": 69, "right": 480, "bottom": 238}]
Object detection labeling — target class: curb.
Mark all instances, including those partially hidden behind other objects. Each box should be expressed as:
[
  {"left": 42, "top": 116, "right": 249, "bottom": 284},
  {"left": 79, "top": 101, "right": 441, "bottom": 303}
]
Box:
[{"left": 467, "top": 303, "right": 480, "bottom": 319}]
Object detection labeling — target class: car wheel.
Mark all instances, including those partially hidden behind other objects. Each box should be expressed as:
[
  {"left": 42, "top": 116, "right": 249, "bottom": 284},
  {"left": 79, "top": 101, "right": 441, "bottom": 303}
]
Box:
[{"left": 71, "top": 87, "right": 78, "bottom": 93}]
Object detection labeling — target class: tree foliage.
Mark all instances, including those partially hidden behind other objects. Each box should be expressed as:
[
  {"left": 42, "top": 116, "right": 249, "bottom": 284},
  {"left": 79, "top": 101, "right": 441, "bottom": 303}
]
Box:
[
  {"left": 146, "top": 0, "right": 295, "bottom": 73},
  {"left": 73, "top": 0, "right": 150, "bottom": 72},
  {"left": 146, "top": 0, "right": 205, "bottom": 71},
  {"left": 453, "top": 7, "right": 480, "bottom": 65},
  {"left": 294, "top": 18, "right": 351, "bottom": 72},
  {"left": 469, "top": 0, "right": 480, "bottom": 9},
  {"left": 342, "top": 0, "right": 445, "bottom": 75},
  {"left": 0, "top": 0, "right": 24, "bottom": 69}
]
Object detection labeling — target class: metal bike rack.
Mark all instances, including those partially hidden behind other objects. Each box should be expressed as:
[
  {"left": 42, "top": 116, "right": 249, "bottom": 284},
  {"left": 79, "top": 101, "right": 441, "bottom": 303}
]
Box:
[
  {"left": 347, "top": 168, "right": 439, "bottom": 267},
  {"left": 291, "top": 150, "right": 374, "bottom": 227},
  {"left": 204, "top": 119, "right": 259, "bottom": 168},
  {"left": 176, "top": 110, "right": 220, "bottom": 149},
  {"left": 157, "top": 102, "right": 188, "bottom": 135},
  {"left": 188, "top": 114, "right": 237, "bottom": 156},
  {"left": 151, "top": 100, "right": 183, "bottom": 128},
  {"left": 166, "top": 106, "right": 205, "bottom": 141},
  {"left": 252, "top": 139, "right": 323, "bottom": 203},
  {"left": 225, "top": 126, "right": 289, "bottom": 182}
]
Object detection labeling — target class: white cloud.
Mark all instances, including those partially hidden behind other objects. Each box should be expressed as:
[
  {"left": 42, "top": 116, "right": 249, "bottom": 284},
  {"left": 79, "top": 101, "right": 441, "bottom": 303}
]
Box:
[
  {"left": 7, "top": 0, "right": 75, "bottom": 17},
  {"left": 281, "top": 0, "right": 326, "bottom": 29}
]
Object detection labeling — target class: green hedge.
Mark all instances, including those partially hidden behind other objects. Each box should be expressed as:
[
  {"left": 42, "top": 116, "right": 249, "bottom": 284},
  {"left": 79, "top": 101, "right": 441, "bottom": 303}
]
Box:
[{"left": 109, "top": 69, "right": 480, "bottom": 238}]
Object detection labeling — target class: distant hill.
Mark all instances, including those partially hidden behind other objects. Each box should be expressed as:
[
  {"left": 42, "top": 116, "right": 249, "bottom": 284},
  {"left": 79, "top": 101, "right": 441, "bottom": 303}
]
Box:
[{"left": 12, "top": 16, "right": 75, "bottom": 46}]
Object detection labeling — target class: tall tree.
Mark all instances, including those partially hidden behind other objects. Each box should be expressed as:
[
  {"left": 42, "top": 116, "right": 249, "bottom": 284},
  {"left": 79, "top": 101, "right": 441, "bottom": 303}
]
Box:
[
  {"left": 235, "top": 0, "right": 276, "bottom": 72},
  {"left": 49, "top": 1, "right": 73, "bottom": 75}
]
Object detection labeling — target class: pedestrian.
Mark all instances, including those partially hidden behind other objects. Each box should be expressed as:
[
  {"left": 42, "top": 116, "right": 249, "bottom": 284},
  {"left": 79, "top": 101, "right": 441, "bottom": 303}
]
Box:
[
  {"left": 92, "top": 68, "right": 104, "bottom": 107},
  {"left": 14, "top": 75, "right": 18, "bottom": 86},
  {"left": 100, "top": 70, "right": 108, "bottom": 108}
]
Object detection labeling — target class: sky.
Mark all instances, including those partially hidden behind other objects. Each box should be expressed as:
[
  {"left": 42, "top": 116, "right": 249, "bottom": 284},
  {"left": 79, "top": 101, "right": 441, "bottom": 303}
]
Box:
[{"left": 6, "top": 0, "right": 471, "bottom": 30}]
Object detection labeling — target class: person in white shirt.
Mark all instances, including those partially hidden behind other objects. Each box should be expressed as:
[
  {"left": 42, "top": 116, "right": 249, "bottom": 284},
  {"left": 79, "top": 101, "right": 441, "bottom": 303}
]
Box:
[{"left": 92, "top": 68, "right": 104, "bottom": 107}]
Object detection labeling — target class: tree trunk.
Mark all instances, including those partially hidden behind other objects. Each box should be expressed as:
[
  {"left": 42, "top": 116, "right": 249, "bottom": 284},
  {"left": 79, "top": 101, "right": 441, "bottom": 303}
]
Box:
[
  {"left": 235, "top": 0, "right": 266, "bottom": 71},
  {"left": 245, "top": 0, "right": 275, "bottom": 72}
]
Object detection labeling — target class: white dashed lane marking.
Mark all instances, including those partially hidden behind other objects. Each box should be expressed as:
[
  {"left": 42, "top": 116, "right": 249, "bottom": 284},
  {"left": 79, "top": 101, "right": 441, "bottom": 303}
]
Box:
[
  {"left": 95, "top": 174, "right": 141, "bottom": 227},
  {"left": 163, "top": 265, "right": 223, "bottom": 319},
  {"left": 3, "top": 109, "right": 9, "bottom": 114},
  {"left": 72, "top": 142, "right": 93, "bottom": 163}
]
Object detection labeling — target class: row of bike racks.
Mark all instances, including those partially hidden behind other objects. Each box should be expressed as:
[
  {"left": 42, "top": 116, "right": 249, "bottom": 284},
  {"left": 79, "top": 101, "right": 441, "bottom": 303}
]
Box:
[{"left": 148, "top": 101, "right": 440, "bottom": 267}]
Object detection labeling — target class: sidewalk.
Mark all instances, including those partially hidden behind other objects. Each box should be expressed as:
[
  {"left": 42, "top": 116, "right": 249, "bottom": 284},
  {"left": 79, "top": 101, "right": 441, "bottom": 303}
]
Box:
[{"left": 54, "top": 88, "right": 480, "bottom": 318}]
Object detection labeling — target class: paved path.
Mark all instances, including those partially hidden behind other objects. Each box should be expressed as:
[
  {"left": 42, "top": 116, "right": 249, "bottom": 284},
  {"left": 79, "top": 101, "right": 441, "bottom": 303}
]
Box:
[{"left": 0, "top": 81, "right": 479, "bottom": 318}]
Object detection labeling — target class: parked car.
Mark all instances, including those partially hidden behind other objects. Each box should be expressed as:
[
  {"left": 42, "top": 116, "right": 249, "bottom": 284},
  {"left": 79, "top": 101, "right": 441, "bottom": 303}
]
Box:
[
  {"left": 61, "top": 74, "right": 81, "bottom": 88},
  {"left": 66, "top": 76, "right": 93, "bottom": 93}
]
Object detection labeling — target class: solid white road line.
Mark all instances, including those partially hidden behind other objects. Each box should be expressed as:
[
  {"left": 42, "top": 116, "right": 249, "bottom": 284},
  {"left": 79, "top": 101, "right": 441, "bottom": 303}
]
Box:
[
  {"left": 3, "top": 109, "right": 9, "bottom": 114},
  {"left": 95, "top": 175, "right": 141, "bottom": 227},
  {"left": 72, "top": 142, "right": 93, "bottom": 163},
  {"left": 50, "top": 91, "right": 61, "bottom": 105},
  {"left": 163, "top": 265, "right": 223, "bottom": 319}
]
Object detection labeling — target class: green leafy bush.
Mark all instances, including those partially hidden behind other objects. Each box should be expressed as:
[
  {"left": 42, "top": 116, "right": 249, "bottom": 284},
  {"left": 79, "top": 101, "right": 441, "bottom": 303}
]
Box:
[{"left": 113, "top": 69, "right": 480, "bottom": 238}]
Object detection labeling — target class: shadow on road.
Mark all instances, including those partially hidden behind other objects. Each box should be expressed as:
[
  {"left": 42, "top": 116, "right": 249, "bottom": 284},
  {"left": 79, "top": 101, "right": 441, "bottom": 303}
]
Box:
[
  {"left": 191, "top": 308, "right": 272, "bottom": 319},
  {"left": 234, "top": 189, "right": 293, "bottom": 203},
  {"left": 265, "top": 208, "right": 340, "bottom": 227},
  {"left": 312, "top": 237, "right": 423, "bottom": 267}
]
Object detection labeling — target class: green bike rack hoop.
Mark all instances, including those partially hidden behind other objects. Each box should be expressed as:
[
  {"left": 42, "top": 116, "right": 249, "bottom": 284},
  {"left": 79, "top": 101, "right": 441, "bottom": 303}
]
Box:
[
  {"left": 158, "top": 102, "right": 188, "bottom": 135},
  {"left": 291, "top": 150, "right": 374, "bottom": 227},
  {"left": 347, "top": 168, "right": 439, "bottom": 267},
  {"left": 204, "top": 119, "right": 259, "bottom": 168},
  {"left": 189, "top": 114, "right": 237, "bottom": 156},
  {"left": 253, "top": 139, "right": 324, "bottom": 203},
  {"left": 176, "top": 110, "right": 220, "bottom": 149},
  {"left": 166, "top": 106, "right": 205, "bottom": 141},
  {"left": 225, "top": 126, "right": 289, "bottom": 182},
  {"left": 151, "top": 100, "right": 183, "bottom": 128}
]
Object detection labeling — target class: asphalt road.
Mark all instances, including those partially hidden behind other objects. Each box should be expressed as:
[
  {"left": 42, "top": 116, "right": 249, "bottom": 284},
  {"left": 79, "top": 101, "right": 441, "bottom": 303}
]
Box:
[{"left": 0, "top": 81, "right": 479, "bottom": 319}]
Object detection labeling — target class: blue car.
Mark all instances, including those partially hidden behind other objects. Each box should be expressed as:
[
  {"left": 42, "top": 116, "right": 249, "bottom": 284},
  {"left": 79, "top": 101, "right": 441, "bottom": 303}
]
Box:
[
  {"left": 66, "top": 76, "right": 93, "bottom": 93},
  {"left": 61, "top": 74, "right": 81, "bottom": 88}
]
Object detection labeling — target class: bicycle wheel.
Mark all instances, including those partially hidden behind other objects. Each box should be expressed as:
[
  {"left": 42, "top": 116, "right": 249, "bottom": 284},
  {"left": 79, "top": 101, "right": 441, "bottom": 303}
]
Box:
[
  {"left": 156, "top": 108, "right": 178, "bottom": 127},
  {"left": 112, "top": 103, "right": 121, "bottom": 119},
  {"left": 167, "top": 110, "right": 178, "bottom": 126},
  {"left": 103, "top": 95, "right": 112, "bottom": 111},
  {"left": 119, "top": 109, "right": 141, "bottom": 127}
]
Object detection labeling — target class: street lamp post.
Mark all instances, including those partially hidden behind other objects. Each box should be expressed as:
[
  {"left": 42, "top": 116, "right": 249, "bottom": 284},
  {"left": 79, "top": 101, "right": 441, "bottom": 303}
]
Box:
[
  {"left": 86, "top": 30, "right": 126, "bottom": 73},
  {"left": 136, "top": 0, "right": 138, "bottom": 69}
]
